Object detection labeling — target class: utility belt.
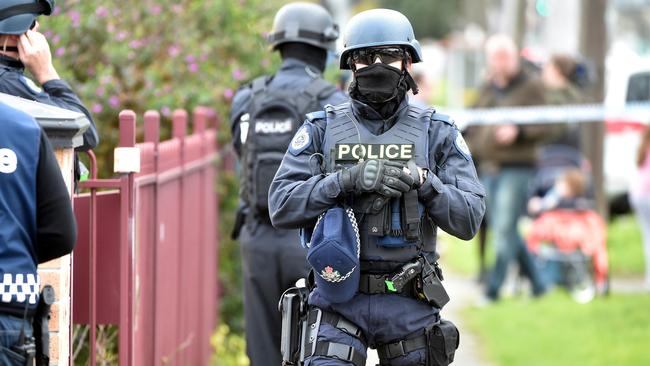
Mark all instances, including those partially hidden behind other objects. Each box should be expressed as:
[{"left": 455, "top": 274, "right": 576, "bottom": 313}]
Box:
[
  {"left": 359, "top": 256, "right": 450, "bottom": 309},
  {"left": 279, "top": 284, "right": 459, "bottom": 366}
]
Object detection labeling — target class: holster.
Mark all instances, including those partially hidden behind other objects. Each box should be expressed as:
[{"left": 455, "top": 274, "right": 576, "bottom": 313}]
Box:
[
  {"left": 231, "top": 205, "right": 247, "bottom": 240},
  {"left": 279, "top": 286, "right": 310, "bottom": 365},
  {"left": 415, "top": 261, "right": 450, "bottom": 309},
  {"left": 426, "top": 319, "right": 460, "bottom": 366}
]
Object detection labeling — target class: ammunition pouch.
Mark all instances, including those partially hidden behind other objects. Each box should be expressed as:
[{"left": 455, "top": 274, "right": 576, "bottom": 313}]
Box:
[
  {"left": 377, "top": 319, "right": 459, "bottom": 366},
  {"left": 426, "top": 319, "right": 459, "bottom": 366}
]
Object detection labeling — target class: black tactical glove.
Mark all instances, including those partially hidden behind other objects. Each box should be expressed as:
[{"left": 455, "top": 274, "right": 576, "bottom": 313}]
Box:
[
  {"left": 405, "top": 159, "right": 424, "bottom": 189},
  {"left": 339, "top": 159, "right": 415, "bottom": 198}
]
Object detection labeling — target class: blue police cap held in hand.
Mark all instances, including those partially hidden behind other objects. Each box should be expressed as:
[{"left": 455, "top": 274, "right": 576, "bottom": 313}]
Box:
[{"left": 307, "top": 207, "right": 360, "bottom": 303}]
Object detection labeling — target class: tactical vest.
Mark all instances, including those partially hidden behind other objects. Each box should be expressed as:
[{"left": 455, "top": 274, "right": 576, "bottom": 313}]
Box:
[
  {"left": 0, "top": 103, "right": 42, "bottom": 313},
  {"left": 322, "top": 102, "right": 437, "bottom": 265},
  {"left": 240, "top": 75, "right": 337, "bottom": 218}
]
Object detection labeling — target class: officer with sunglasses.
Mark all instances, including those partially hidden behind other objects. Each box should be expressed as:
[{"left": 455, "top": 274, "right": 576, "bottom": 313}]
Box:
[
  {"left": 269, "top": 9, "right": 485, "bottom": 366},
  {"left": 0, "top": 0, "right": 98, "bottom": 177}
]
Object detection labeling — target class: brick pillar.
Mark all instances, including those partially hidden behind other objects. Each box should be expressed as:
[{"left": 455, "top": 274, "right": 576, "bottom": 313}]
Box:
[
  {"left": 0, "top": 92, "right": 92, "bottom": 366},
  {"left": 37, "top": 149, "right": 75, "bottom": 366}
]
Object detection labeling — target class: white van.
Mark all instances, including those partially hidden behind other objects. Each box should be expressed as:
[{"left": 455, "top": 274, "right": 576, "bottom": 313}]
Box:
[{"left": 604, "top": 57, "right": 650, "bottom": 213}]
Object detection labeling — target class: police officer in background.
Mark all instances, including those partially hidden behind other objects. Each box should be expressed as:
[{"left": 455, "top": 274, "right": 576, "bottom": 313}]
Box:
[
  {"left": 0, "top": 101, "right": 77, "bottom": 365},
  {"left": 270, "top": 9, "right": 485, "bottom": 366},
  {"left": 229, "top": 2, "right": 346, "bottom": 365},
  {"left": 0, "top": 0, "right": 99, "bottom": 179}
]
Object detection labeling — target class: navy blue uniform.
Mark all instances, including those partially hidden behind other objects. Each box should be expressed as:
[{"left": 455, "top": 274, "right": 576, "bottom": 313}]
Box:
[
  {"left": 230, "top": 58, "right": 346, "bottom": 366},
  {"left": 269, "top": 98, "right": 485, "bottom": 365},
  {"left": 0, "top": 55, "right": 98, "bottom": 151},
  {"left": 0, "top": 102, "right": 76, "bottom": 365}
]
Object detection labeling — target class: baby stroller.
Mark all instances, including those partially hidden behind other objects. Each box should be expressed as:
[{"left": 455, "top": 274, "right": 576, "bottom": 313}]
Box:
[{"left": 524, "top": 145, "right": 609, "bottom": 303}]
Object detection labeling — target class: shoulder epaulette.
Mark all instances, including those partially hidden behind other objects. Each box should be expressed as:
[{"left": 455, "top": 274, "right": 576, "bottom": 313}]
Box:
[
  {"left": 306, "top": 110, "right": 326, "bottom": 121},
  {"left": 431, "top": 112, "right": 455, "bottom": 126}
]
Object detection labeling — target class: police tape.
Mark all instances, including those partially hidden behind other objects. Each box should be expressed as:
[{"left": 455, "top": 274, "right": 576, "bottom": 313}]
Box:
[{"left": 444, "top": 102, "right": 650, "bottom": 129}]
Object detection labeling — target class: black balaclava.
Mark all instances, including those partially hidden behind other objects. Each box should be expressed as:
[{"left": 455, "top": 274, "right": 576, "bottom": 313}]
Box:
[
  {"left": 349, "top": 58, "right": 419, "bottom": 119},
  {"left": 279, "top": 42, "right": 327, "bottom": 73}
]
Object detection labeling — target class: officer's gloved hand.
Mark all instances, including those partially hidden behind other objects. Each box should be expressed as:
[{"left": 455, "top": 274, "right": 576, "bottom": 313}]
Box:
[
  {"left": 404, "top": 159, "right": 424, "bottom": 189},
  {"left": 339, "top": 159, "right": 414, "bottom": 197}
]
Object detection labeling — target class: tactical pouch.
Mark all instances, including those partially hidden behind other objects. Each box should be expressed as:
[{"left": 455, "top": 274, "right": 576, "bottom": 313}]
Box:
[
  {"left": 252, "top": 151, "right": 284, "bottom": 214},
  {"left": 426, "top": 319, "right": 459, "bottom": 366},
  {"left": 416, "top": 263, "right": 450, "bottom": 309}
]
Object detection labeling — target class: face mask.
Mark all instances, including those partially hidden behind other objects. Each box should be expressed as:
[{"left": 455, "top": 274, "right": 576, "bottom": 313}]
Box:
[{"left": 353, "top": 63, "right": 403, "bottom": 104}]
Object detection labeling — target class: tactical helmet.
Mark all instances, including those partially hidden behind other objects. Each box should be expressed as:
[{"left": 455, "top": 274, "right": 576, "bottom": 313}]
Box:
[
  {"left": 0, "top": 0, "right": 54, "bottom": 35},
  {"left": 267, "top": 2, "right": 339, "bottom": 52},
  {"left": 340, "top": 8, "right": 423, "bottom": 70}
]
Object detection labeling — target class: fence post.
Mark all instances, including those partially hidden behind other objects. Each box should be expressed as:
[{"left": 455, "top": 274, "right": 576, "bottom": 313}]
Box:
[{"left": 118, "top": 110, "right": 137, "bottom": 366}]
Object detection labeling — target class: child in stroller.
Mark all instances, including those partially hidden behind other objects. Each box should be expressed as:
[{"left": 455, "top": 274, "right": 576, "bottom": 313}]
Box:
[{"left": 524, "top": 145, "right": 609, "bottom": 303}]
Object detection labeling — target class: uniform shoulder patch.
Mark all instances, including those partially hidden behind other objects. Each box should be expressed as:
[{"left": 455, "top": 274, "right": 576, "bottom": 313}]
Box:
[
  {"left": 453, "top": 130, "right": 472, "bottom": 161},
  {"left": 20, "top": 76, "right": 42, "bottom": 94},
  {"left": 305, "top": 110, "right": 326, "bottom": 121},
  {"left": 289, "top": 124, "right": 312, "bottom": 156}
]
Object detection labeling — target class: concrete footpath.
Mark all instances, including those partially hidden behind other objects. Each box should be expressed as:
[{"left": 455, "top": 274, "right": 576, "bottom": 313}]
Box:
[{"left": 366, "top": 273, "right": 493, "bottom": 366}]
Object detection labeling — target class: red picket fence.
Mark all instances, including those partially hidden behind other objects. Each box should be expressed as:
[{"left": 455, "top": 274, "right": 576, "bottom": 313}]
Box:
[{"left": 72, "top": 107, "right": 220, "bottom": 365}]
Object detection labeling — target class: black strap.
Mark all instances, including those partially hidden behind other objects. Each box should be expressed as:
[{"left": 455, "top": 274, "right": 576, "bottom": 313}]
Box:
[
  {"left": 377, "top": 334, "right": 428, "bottom": 360},
  {"left": 251, "top": 76, "right": 269, "bottom": 96},
  {"left": 358, "top": 273, "right": 416, "bottom": 297},
  {"left": 0, "top": 2, "right": 50, "bottom": 22},
  {"left": 314, "top": 342, "right": 366, "bottom": 366},
  {"left": 320, "top": 311, "right": 364, "bottom": 341}
]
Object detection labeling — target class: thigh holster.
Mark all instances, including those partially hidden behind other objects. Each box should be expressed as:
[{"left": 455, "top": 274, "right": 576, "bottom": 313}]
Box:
[{"left": 302, "top": 308, "right": 367, "bottom": 366}]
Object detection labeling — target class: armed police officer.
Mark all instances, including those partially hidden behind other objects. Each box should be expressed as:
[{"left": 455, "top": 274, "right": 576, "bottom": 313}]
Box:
[
  {"left": 0, "top": 0, "right": 99, "bottom": 181},
  {"left": 229, "top": 2, "right": 346, "bottom": 365},
  {"left": 0, "top": 101, "right": 77, "bottom": 365},
  {"left": 270, "top": 9, "right": 486, "bottom": 366}
]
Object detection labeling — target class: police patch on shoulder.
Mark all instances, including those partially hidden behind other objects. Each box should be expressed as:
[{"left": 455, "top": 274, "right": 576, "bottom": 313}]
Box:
[
  {"left": 20, "top": 76, "right": 42, "bottom": 94},
  {"left": 454, "top": 131, "right": 471, "bottom": 160},
  {"left": 289, "top": 124, "right": 312, "bottom": 156}
]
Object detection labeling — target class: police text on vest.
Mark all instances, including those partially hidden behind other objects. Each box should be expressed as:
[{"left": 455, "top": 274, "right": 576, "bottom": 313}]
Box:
[{"left": 335, "top": 144, "right": 414, "bottom": 162}]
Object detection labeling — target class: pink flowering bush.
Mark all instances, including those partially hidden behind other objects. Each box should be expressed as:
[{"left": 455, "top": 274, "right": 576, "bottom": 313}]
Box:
[
  {"left": 42, "top": 0, "right": 282, "bottom": 176},
  {"left": 42, "top": 1, "right": 284, "bottom": 363}
]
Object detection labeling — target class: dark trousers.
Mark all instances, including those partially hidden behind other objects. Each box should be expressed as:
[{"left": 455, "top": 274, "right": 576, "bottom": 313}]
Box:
[
  {"left": 239, "top": 221, "right": 310, "bottom": 366},
  {"left": 306, "top": 289, "right": 440, "bottom": 366},
  {"left": 0, "top": 314, "right": 32, "bottom": 366}
]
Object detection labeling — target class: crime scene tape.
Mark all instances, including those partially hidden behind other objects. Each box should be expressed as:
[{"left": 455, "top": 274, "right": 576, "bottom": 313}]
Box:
[{"left": 444, "top": 102, "right": 650, "bottom": 130}]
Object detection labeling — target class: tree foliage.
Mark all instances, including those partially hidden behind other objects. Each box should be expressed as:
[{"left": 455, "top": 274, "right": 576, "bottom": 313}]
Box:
[{"left": 376, "top": 0, "right": 459, "bottom": 39}]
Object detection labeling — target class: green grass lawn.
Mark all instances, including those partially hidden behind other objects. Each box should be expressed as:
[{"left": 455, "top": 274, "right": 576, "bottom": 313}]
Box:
[
  {"left": 440, "top": 214, "right": 646, "bottom": 277},
  {"left": 463, "top": 292, "right": 650, "bottom": 366}
]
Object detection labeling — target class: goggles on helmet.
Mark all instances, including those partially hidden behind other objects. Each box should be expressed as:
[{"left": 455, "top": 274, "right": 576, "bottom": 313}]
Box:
[{"left": 350, "top": 47, "right": 406, "bottom": 66}]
